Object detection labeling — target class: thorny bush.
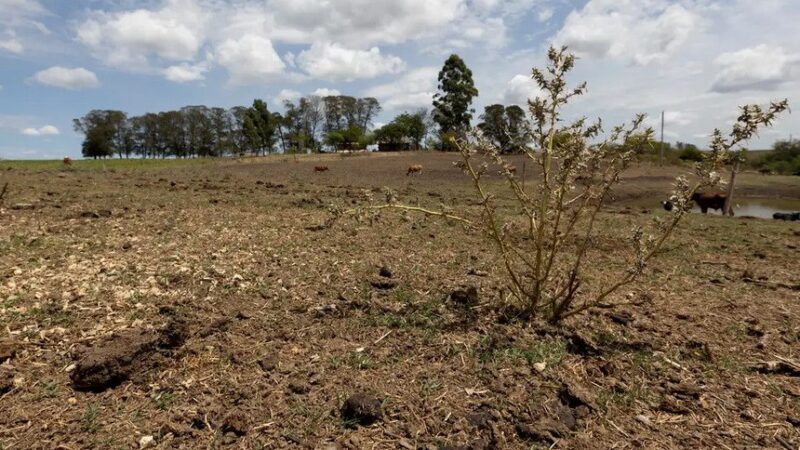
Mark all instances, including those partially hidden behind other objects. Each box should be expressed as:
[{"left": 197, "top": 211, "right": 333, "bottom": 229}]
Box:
[{"left": 338, "top": 46, "right": 788, "bottom": 324}]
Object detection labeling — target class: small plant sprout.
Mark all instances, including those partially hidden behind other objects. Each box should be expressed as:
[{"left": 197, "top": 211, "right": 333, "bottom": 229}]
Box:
[{"left": 339, "top": 46, "right": 788, "bottom": 324}]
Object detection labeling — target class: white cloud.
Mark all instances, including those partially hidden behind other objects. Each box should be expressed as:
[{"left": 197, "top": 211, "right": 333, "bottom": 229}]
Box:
[
  {"left": 365, "top": 67, "right": 438, "bottom": 110},
  {"left": 21, "top": 125, "right": 59, "bottom": 136},
  {"left": 163, "top": 62, "right": 209, "bottom": 83},
  {"left": 502, "top": 74, "right": 543, "bottom": 106},
  {"left": 537, "top": 8, "right": 554, "bottom": 22},
  {"left": 0, "top": 0, "right": 46, "bottom": 53},
  {"left": 711, "top": 44, "right": 800, "bottom": 93},
  {"left": 275, "top": 89, "right": 301, "bottom": 104},
  {"left": 0, "top": 34, "right": 23, "bottom": 53},
  {"left": 268, "top": 0, "right": 463, "bottom": 47},
  {"left": 297, "top": 42, "right": 405, "bottom": 82},
  {"left": 32, "top": 67, "right": 100, "bottom": 89},
  {"left": 554, "top": 0, "right": 700, "bottom": 65},
  {"left": 215, "top": 34, "right": 286, "bottom": 84},
  {"left": 312, "top": 88, "right": 341, "bottom": 97},
  {"left": 76, "top": 0, "right": 208, "bottom": 68}
]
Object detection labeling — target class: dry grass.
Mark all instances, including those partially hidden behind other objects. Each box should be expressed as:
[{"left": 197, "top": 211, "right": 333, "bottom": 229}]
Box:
[{"left": 0, "top": 153, "right": 798, "bottom": 449}]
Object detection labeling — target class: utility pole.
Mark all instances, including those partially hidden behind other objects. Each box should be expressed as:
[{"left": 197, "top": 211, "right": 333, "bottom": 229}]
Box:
[{"left": 659, "top": 111, "right": 665, "bottom": 165}]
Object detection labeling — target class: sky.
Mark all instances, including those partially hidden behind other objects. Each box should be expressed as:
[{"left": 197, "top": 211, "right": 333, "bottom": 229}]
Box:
[{"left": 0, "top": 0, "right": 798, "bottom": 159}]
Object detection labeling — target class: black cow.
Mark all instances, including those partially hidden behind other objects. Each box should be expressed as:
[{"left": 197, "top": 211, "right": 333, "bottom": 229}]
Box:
[
  {"left": 691, "top": 192, "right": 728, "bottom": 214},
  {"left": 773, "top": 212, "right": 800, "bottom": 221}
]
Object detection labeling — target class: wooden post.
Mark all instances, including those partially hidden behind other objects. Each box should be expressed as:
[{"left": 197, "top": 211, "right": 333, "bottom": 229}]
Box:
[
  {"left": 723, "top": 160, "right": 739, "bottom": 216},
  {"left": 659, "top": 111, "right": 665, "bottom": 166}
]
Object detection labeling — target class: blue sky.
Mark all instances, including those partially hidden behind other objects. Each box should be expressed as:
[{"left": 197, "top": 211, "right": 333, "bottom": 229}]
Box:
[{"left": 1, "top": 0, "right": 798, "bottom": 159}]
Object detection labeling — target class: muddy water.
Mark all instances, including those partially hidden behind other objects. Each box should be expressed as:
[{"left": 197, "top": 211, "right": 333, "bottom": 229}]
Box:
[
  {"left": 623, "top": 197, "right": 800, "bottom": 219},
  {"left": 695, "top": 198, "right": 800, "bottom": 219}
]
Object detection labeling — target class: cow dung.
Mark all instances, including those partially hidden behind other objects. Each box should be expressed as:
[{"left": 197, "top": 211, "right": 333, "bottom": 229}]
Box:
[{"left": 341, "top": 393, "right": 382, "bottom": 426}]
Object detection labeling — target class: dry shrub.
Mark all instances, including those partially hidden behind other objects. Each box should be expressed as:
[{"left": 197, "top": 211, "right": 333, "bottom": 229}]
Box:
[{"left": 345, "top": 46, "right": 788, "bottom": 323}]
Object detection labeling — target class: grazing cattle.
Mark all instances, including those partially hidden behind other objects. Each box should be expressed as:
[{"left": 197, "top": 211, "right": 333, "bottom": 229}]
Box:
[
  {"left": 63, "top": 156, "right": 72, "bottom": 166},
  {"left": 314, "top": 165, "right": 329, "bottom": 173},
  {"left": 407, "top": 165, "right": 423, "bottom": 176},
  {"left": 691, "top": 192, "right": 728, "bottom": 214},
  {"left": 773, "top": 212, "right": 800, "bottom": 221}
]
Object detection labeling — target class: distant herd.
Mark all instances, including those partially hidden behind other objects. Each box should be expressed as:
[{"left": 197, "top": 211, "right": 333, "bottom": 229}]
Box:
[{"left": 62, "top": 156, "right": 798, "bottom": 221}]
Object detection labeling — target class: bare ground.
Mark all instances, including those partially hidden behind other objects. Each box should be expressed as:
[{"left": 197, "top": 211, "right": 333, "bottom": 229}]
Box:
[{"left": 0, "top": 153, "right": 798, "bottom": 449}]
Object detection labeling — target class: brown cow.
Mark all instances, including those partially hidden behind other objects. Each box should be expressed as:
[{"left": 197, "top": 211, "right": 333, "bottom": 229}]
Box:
[
  {"left": 63, "top": 156, "right": 72, "bottom": 166},
  {"left": 691, "top": 192, "right": 729, "bottom": 214},
  {"left": 407, "top": 165, "right": 423, "bottom": 176},
  {"left": 314, "top": 165, "right": 329, "bottom": 172}
]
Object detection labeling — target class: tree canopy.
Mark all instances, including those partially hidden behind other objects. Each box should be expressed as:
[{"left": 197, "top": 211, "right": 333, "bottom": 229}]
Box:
[
  {"left": 477, "top": 104, "right": 528, "bottom": 153},
  {"left": 432, "top": 54, "right": 479, "bottom": 150}
]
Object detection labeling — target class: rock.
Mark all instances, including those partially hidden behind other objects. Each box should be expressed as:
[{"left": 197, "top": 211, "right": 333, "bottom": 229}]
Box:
[
  {"left": 0, "top": 368, "right": 14, "bottom": 394},
  {"left": 221, "top": 411, "right": 248, "bottom": 436},
  {"left": 0, "top": 341, "right": 17, "bottom": 363},
  {"left": 341, "top": 393, "right": 382, "bottom": 426},
  {"left": 450, "top": 287, "right": 478, "bottom": 305},
  {"left": 378, "top": 266, "right": 393, "bottom": 278},
  {"left": 533, "top": 362, "right": 547, "bottom": 373},
  {"left": 70, "top": 320, "right": 188, "bottom": 392},
  {"left": 139, "top": 435, "right": 155, "bottom": 449}
]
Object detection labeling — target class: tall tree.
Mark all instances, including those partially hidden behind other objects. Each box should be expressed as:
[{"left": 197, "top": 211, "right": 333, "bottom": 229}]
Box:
[
  {"left": 477, "top": 104, "right": 529, "bottom": 153},
  {"left": 432, "top": 54, "right": 478, "bottom": 150},
  {"left": 73, "top": 110, "right": 128, "bottom": 159},
  {"left": 245, "top": 99, "right": 277, "bottom": 155}
]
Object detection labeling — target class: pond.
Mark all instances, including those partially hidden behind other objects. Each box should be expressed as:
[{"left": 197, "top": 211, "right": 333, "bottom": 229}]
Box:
[
  {"left": 695, "top": 198, "right": 800, "bottom": 219},
  {"left": 622, "top": 197, "right": 800, "bottom": 219}
]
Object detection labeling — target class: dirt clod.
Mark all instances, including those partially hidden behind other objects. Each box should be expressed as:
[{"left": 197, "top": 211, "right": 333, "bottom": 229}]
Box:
[
  {"left": 0, "top": 368, "right": 13, "bottom": 394},
  {"left": 379, "top": 266, "right": 393, "bottom": 278},
  {"left": 559, "top": 381, "right": 597, "bottom": 411},
  {"left": 221, "top": 411, "right": 249, "bottom": 436},
  {"left": 70, "top": 322, "right": 188, "bottom": 392},
  {"left": 450, "top": 286, "right": 478, "bottom": 305},
  {"left": 609, "top": 311, "right": 634, "bottom": 325},
  {"left": 341, "top": 393, "right": 382, "bottom": 426},
  {"left": 516, "top": 421, "right": 561, "bottom": 444},
  {"left": 0, "top": 341, "right": 17, "bottom": 363},
  {"left": 80, "top": 210, "right": 112, "bottom": 219},
  {"left": 370, "top": 279, "right": 397, "bottom": 290},
  {"left": 753, "top": 361, "right": 800, "bottom": 377}
]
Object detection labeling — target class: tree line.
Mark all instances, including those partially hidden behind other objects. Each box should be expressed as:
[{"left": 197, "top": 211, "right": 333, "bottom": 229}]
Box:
[
  {"left": 73, "top": 54, "right": 535, "bottom": 158},
  {"left": 74, "top": 96, "right": 390, "bottom": 158}
]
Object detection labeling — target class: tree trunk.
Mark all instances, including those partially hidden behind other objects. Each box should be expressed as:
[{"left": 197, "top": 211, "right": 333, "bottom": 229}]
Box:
[{"left": 724, "top": 160, "right": 739, "bottom": 216}]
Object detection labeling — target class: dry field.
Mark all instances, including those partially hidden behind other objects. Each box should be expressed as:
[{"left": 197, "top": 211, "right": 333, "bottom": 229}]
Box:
[{"left": 0, "top": 152, "right": 798, "bottom": 449}]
